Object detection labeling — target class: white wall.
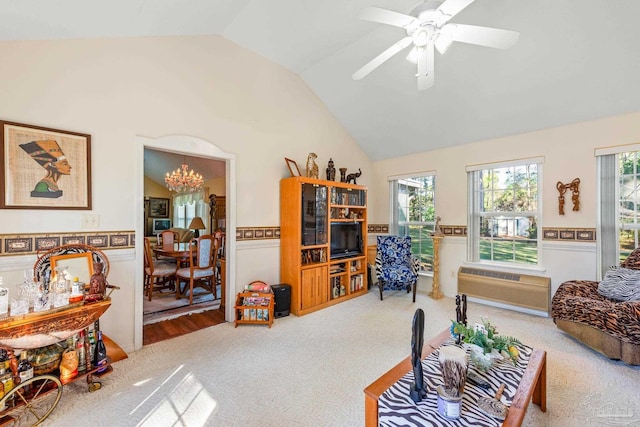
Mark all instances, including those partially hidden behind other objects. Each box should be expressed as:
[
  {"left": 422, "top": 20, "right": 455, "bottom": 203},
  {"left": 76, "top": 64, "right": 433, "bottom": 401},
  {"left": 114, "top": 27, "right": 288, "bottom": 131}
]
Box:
[
  {"left": 371, "top": 112, "right": 640, "bottom": 297},
  {"left": 0, "top": 35, "right": 372, "bottom": 353}
]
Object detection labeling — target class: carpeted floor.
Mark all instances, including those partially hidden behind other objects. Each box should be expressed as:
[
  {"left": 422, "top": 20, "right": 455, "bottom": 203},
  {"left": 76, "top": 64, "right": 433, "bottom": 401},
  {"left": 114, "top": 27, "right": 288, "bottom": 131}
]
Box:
[{"left": 45, "top": 289, "right": 639, "bottom": 426}]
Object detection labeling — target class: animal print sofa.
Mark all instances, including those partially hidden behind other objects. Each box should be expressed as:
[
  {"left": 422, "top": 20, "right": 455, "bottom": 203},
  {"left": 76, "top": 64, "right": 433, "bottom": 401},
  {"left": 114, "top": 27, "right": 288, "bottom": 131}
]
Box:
[{"left": 551, "top": 249, "right": 640, "bottom": 365}]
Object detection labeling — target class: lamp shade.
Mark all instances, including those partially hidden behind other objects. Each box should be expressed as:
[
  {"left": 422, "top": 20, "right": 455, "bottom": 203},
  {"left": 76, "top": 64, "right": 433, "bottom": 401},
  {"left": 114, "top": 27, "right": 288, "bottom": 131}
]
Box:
[{"left": 189, "top": 217, "right": 206, "bottom": 230}]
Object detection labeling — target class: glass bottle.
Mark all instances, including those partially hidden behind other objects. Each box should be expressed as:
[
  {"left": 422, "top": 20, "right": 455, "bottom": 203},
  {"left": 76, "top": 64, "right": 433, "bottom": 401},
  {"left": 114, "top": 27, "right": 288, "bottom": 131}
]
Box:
[
  {"left": 17, "top": 350, "right": 33, "bottom": 393},
  {"left": 93, "top": 331, "right": 108, "bottom": 373},
  {"left": 77, "top": 330, "right": 87, "bottom": 372},
  {"left": 88, "top": 329, "right": 96, "bottom": 366}
]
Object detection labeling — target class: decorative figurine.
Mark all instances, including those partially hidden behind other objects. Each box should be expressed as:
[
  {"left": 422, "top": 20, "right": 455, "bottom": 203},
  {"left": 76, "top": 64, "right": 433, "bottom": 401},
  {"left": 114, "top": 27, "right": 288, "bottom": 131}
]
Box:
[
  {"left": 87, "top": 261, "right": 107, "bottom": 301},
  {"left": 306, "top": 153, "right": 319, "bottom": 179},
  {"left": 339, "top": 167, "right": 347, "bottom": 182},
  {"left": 326, "top": 158, "right": 336, "bottom": 181},
  {"left": 409, "top": 308, "right": 427, "bottom": 403},
  {"left": 432, "top": 216, "right": 443, "bottom": 236},
  {"left": 209, "top": 193, "right": 217, "bottom": 232},
  {"left": 345, "top": 168, "right": 362, "bottom": 184}
]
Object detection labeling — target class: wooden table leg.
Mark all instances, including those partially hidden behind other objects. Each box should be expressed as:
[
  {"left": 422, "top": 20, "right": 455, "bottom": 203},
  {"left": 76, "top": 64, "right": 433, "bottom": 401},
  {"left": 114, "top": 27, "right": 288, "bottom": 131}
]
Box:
[{"left": 532, "top": 352, "right": 547, "bottom": 412}]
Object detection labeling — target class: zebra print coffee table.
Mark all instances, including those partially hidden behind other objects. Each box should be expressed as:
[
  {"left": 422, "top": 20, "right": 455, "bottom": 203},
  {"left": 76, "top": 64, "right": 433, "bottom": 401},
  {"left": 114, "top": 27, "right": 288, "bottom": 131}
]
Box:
[{"left": 364, "top": 329, "right": 547, "bottom": 426}]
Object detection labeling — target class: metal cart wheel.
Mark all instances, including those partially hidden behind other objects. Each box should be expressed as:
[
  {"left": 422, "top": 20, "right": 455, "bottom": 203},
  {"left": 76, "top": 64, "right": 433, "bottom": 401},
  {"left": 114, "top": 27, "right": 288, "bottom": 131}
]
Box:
[{"left": 0, "top": 374, "right": 63, "bottom": 426}]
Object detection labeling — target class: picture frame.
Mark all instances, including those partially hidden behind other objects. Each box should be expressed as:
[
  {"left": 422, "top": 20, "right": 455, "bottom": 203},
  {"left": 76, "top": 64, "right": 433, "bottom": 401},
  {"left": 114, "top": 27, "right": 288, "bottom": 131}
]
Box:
[
  {"left": 149, "top": 197, "right": 170, "bottom": 218},
  {"left": 50, "top": 252, "right": 94, "bottom": 285},
  {"left": 0, "top": 120, "right": 91, "bottom": 209},
  {"left": 285, "top": 157, "right": 301, "bottom": 177}
]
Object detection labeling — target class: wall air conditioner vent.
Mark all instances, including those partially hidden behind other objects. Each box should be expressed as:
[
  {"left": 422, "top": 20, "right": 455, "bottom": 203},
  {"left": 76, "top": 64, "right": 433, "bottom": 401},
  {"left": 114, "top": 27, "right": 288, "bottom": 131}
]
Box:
[
  {"left": 457, "top": 267, "right": 551, "bottom": 316},
  {"left": 459, "top": 267, "right": 521, "bottom": 282}
]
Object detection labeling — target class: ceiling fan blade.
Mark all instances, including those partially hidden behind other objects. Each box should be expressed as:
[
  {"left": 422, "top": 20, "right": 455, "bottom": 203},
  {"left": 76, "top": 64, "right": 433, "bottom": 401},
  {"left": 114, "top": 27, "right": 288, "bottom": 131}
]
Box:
[
  {"left": 417, "top": 42, "right": 435, "bottom": 90},
  {"left": 435, "top": 25, "right": 454, "bottom": 54},
  {"left": 437, "top": 0, "right": 476, "bottom": 21},
  {"left": 450, "top": 24, "right": 519, "bottom": 49},
  {"left": 353, "top": 37, "right": 413, "bottom": 80},
  {"left": 358, "top": 6, "right": 417, "bottom": 29}
]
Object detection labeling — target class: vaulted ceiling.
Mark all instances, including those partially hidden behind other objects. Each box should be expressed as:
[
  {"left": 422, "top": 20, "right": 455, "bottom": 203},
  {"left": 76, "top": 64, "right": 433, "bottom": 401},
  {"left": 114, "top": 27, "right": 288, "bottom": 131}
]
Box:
[{"left": 2, "top": 0, "right": 639, "bottom": 161}]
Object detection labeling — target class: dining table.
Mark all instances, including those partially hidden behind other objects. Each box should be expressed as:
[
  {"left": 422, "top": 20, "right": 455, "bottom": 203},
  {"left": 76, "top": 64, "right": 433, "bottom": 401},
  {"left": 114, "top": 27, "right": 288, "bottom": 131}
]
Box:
[{"left": 153, "top": 242, "right": 194, "bottom": 266}]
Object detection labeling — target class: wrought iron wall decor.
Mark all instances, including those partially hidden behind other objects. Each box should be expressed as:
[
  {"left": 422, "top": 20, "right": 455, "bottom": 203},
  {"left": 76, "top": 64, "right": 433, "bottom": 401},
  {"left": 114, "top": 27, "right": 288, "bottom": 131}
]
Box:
[{"left": 556, "top": 178, "right": 580, "bottom": 215}]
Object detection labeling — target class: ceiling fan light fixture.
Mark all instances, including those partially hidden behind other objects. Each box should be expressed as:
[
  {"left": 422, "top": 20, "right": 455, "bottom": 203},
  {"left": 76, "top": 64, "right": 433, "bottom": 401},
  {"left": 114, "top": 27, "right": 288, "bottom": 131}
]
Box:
[
  {"left": 353, "top": 0, "right": 519, "bottom": 90},
  {"left": 411, "top": 28, "right": 430, "bottom": 46},
  {"left": 406, "top": 46, "right": 419, "bottom": 64}
]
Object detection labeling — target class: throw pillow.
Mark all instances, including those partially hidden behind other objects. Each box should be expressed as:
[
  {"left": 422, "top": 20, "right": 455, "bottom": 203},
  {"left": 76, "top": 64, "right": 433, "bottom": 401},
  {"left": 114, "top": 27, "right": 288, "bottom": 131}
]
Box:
[{"left": 598, "top": 267, "right": 640, "bottom": 301}]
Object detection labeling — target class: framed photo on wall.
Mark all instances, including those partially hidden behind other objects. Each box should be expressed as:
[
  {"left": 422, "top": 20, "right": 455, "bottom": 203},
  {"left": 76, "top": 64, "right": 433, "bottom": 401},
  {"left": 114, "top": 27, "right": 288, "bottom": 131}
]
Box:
[
  {"left": 148, "top": 197, "right": 170, "bottom": 218},
  {"left": 0, "top": 120, "right": 91, "bottom": 209}
]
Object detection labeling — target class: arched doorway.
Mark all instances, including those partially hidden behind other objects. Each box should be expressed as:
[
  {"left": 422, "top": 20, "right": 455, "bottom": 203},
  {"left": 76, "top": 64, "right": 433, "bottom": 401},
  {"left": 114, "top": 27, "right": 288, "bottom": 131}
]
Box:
[{"left": 134, "top": 135, "right": 236, "bottom": 351}]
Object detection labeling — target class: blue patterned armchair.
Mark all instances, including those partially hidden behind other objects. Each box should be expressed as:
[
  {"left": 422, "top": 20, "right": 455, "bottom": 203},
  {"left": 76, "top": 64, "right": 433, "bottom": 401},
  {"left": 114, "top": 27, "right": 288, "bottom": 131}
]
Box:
[{"left": 375, "top": 235, "right": 420, "bottom": 302}]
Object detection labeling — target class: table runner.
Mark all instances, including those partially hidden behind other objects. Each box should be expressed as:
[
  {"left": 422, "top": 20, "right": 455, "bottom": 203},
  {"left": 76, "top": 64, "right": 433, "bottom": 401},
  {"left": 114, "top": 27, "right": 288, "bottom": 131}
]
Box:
[{"left": 378, "top": 340, "right": 533, "bottom": 427}]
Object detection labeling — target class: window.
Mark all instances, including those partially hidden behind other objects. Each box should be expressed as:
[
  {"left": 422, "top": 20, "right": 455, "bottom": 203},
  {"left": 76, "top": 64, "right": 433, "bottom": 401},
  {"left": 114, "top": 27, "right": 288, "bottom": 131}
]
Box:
[
  {"left": 467, "top": 159, "right": 541, "bottom": 266},
  {"left": 172, "top": 191, "right": 208, "bottom": 231},
  {"left": 596, "top": 148, "right": 640, "bottom": 277},
  {"left": 617, "top": 152, "right": 640, "bottom": 259},
  {"left": 174, "top": 202, "right": 196, "bottom": 229},
  {"left": 390, "top": 174, "right": 436, "bottom": 271}
]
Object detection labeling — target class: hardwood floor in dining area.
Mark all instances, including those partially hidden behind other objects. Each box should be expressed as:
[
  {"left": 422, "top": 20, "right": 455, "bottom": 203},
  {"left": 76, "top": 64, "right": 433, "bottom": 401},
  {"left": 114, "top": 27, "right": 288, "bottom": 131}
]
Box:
[{"left": 143, "top": 308, "right": 226, "bottom": 345}]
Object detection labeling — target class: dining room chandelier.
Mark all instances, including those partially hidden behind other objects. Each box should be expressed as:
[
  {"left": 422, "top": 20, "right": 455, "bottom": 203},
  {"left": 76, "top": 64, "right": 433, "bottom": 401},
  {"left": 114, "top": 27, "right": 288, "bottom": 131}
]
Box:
[{"left": 165, "top": 161, "right": 204, "bottom": 193}]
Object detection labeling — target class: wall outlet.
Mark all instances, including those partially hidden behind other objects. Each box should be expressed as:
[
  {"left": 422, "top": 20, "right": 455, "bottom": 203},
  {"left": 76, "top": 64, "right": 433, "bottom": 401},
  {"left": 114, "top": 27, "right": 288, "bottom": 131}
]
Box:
[{"left": 81, "top": 214, "right": 99, "bottom": 229}]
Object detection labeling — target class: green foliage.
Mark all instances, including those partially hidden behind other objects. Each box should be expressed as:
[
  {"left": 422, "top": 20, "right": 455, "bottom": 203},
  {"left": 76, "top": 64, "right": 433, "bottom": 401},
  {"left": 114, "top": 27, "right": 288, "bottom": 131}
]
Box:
[{"left": 450, "top": 318, "right": 521, "bottom": 365}]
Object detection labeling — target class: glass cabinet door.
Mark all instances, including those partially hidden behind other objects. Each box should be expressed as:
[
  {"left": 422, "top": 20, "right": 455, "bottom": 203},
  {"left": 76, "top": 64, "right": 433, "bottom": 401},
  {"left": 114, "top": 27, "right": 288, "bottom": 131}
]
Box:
[
  {"left": 330, "top": 187, "right": 366, "bottom": 206},
  {"left": 301, "top": 183, "right": 327, "bottom": 246}
]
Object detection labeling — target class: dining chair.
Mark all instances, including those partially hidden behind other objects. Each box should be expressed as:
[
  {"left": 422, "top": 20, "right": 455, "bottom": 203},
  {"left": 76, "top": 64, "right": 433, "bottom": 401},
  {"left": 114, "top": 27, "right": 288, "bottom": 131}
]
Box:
[
  {"left": 143, "top": 237, "right": 177, "bottom": 301},
  {"left": 156, "top": 229, "right": 180, "bottom": 263},
  {"left": 214, "top": 230, "right": 224, "bottom": 286},
  {"left": 176, "top": 235, "right": 219, "bottom": 305}
]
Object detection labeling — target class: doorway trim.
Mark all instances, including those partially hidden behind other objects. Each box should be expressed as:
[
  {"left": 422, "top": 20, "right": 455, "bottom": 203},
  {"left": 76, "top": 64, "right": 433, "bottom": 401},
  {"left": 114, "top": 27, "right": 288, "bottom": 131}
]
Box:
[{"left": 135, "top": 134, "right": 236, "bottom": 351}]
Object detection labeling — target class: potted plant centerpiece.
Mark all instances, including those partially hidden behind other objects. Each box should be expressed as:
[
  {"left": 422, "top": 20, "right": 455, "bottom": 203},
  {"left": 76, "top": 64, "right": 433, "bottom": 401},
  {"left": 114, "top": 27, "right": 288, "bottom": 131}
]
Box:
[{"left": 450, "top": 318, "right": 521, "bottom": 372}]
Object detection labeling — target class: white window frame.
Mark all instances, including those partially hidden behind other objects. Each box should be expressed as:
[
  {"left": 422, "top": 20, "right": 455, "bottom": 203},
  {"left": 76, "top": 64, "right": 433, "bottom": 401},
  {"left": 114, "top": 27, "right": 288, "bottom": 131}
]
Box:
[
  {"left": 596, "top": 143, "right": 640, "bottom": 278},
  {"left": 388, "top": 171, "right": 436, "bottom": 272},
  {"left": 466, "top": 157, "right": 543, "bottom": 267}
]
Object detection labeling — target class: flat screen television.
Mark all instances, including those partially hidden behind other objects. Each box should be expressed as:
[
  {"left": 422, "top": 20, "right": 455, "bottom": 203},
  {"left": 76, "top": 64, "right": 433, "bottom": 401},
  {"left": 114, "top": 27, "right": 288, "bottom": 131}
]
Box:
[
  {"left": 330, "top": 222, "right": 362, "bottom": 259},
  {"left": 152, "top": 218, "right": 171, "bottom": 234}
]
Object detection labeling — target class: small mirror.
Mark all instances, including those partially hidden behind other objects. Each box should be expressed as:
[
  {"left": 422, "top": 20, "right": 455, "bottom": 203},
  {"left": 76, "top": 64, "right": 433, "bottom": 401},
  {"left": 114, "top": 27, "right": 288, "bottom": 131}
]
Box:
[{"left": 50, "top": 253, "right": 94, "bottom": 284}]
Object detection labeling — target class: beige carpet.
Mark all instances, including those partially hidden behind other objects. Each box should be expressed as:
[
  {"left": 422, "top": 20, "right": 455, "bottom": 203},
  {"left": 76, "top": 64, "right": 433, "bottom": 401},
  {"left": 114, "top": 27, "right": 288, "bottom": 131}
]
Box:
[{"left": 44, "top": 289, "right": 639, "bottom": 426}]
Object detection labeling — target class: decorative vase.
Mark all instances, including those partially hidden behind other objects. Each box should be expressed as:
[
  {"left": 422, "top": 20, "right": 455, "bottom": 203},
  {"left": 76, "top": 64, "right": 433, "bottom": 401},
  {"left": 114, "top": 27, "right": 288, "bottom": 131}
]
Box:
[
  {"left": 339, "top": 168, "right": 347, "bottom": 182},
  {"left": 464, "top": 343, "right": 502, "bottom": 372}
]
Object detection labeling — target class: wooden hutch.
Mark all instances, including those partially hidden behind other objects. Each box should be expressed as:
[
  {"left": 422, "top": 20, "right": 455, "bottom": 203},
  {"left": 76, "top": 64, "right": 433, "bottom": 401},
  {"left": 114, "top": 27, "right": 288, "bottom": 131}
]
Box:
[{"left": 280, "top": 177, "right": 368, "bottom": 316}]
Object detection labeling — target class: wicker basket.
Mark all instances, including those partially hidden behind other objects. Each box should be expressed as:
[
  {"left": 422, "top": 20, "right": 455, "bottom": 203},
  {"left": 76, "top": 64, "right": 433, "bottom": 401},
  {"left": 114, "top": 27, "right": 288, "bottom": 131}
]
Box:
[
  {"left": 33, "top": 357, "right": 61, "bottom": 375},
  {"left": 31, "top": 344, "right": 63, "bottom": 375}
]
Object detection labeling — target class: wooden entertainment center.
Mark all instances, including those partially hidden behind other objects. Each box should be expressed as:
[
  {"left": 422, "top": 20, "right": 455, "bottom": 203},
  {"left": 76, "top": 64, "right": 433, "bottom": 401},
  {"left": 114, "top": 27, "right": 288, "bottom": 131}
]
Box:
[{"left": 280, "top": 177, "right": 368, "bottom": 316}]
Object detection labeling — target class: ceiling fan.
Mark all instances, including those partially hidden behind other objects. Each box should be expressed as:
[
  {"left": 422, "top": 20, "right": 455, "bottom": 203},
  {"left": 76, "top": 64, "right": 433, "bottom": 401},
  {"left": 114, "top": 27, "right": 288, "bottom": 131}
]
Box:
[{"left": 352, "top": 0, "right": 519, "bottom": 90}]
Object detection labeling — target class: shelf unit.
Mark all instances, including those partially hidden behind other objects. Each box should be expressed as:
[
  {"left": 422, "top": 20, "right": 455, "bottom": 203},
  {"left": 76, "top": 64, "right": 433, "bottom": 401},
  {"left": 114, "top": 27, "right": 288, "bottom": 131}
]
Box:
[
  {"left": 280, "top": 176, "right": 368, "bottom": 316},
  {"left": 234, "top": 292, "right": 274, "bottom": 328}
]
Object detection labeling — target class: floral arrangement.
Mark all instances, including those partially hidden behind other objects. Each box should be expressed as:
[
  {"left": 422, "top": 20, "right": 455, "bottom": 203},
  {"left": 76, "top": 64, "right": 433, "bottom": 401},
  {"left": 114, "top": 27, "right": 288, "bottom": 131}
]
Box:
[{"left": 450, "top": 318, "right": 521, "bottom": 370}]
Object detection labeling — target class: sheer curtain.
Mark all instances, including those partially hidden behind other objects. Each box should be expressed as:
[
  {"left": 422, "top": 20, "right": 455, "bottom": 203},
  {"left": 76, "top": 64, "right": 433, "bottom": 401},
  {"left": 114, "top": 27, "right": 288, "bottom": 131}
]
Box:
[{"left": 172, "top": 190, "right": 209, "bottom": 233}]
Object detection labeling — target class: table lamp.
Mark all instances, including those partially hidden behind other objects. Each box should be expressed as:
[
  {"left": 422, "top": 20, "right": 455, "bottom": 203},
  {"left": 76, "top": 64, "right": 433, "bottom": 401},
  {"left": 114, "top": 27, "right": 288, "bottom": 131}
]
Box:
[{"left": 189, "top": 216, "right": 206, "bottom": 238}]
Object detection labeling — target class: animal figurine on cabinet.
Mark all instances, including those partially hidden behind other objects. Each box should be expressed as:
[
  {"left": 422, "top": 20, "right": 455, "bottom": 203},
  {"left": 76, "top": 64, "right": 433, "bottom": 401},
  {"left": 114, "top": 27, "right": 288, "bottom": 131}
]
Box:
[
  {"left": 345, "top": 168, "right": 362, "bottom": 184},
  {"left": 306, "top": 153, "right": 319, "bottom": 179}
]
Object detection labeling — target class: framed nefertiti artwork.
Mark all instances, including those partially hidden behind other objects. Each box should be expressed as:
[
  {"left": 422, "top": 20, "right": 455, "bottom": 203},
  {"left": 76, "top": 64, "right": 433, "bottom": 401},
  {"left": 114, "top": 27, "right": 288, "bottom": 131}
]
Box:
[{"left": 0, "top": 120, "right": 91, "bottom": 209}]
